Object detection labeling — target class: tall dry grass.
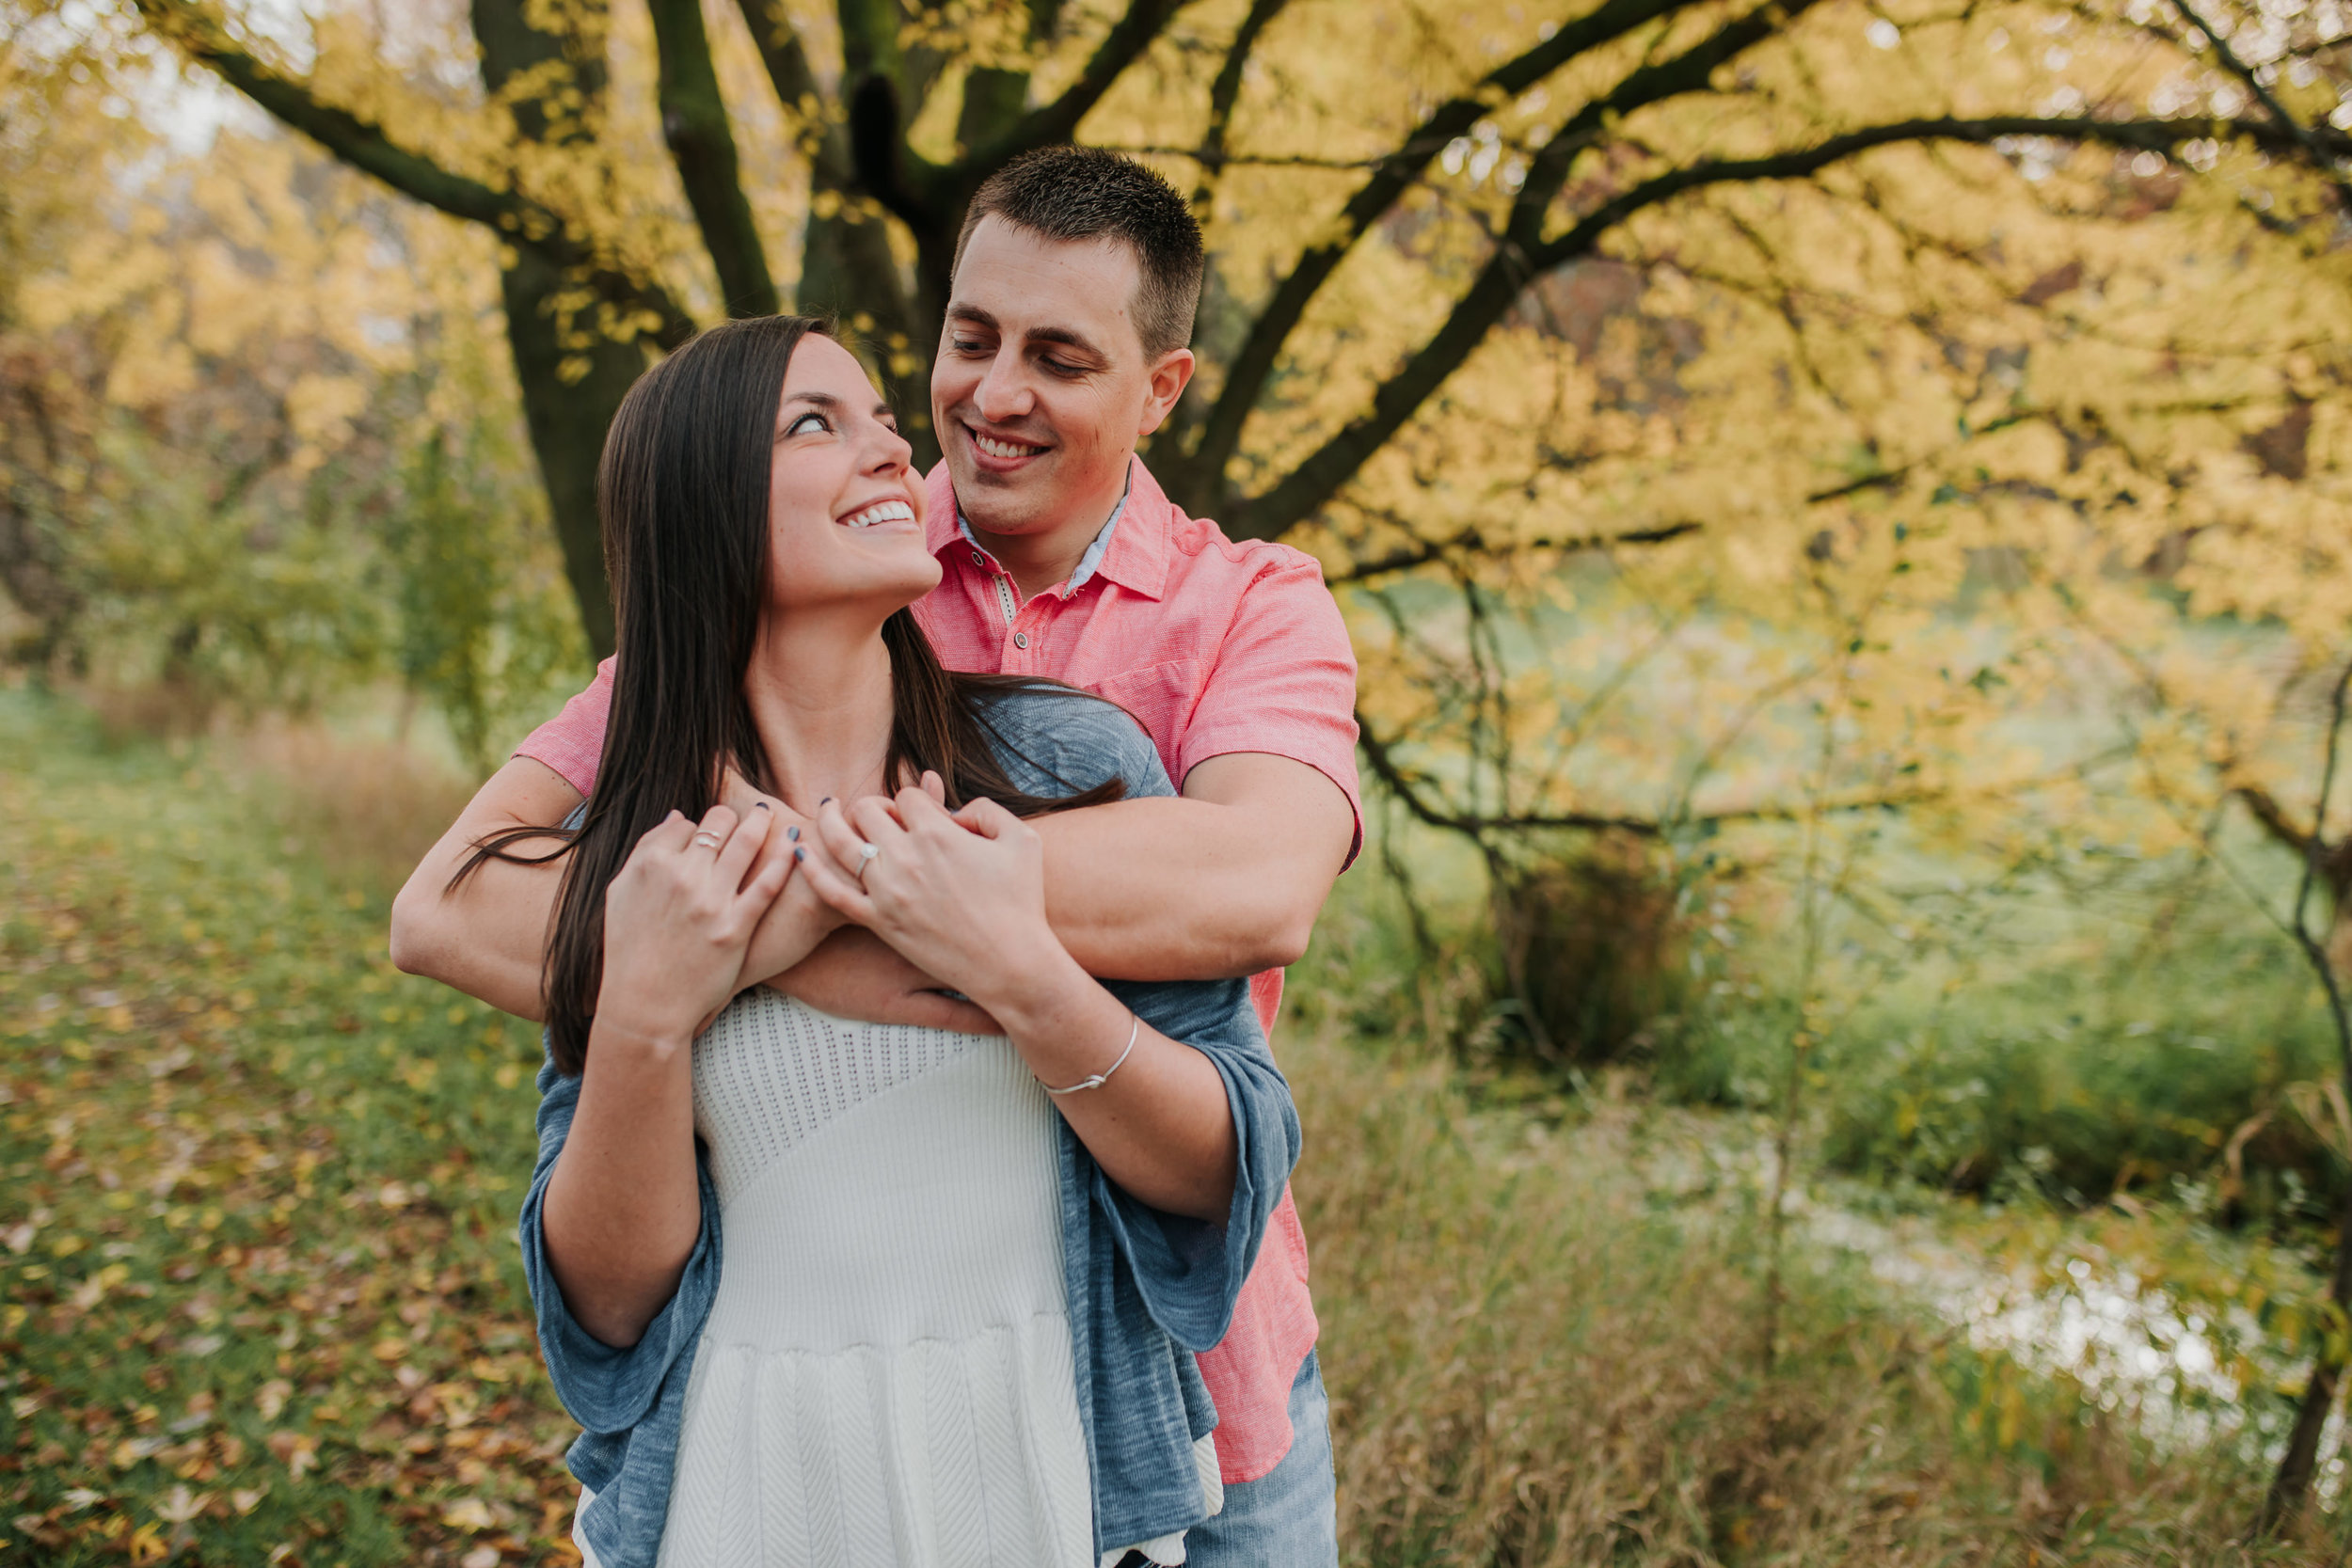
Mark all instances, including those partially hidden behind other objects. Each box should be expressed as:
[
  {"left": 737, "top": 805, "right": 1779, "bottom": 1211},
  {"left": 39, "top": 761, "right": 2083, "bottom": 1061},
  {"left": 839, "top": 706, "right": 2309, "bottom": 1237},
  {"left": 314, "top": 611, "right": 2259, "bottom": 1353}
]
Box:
[
  {"left": 1282, "top": 1019, "right": 2319, "bottom": 1566},
  {"left": 228, "top": 719, "right": 479, "bottom": 900}
]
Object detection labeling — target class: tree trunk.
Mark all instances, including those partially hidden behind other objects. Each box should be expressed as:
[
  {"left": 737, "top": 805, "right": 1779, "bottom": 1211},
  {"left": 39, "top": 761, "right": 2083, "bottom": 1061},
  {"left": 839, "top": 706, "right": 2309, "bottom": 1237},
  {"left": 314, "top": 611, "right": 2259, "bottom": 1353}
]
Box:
[
  {"left": 492, "top": 248, "right": 643, "bottom": 662},
  {"left": 2260, "top": 1220, "right": 2351, "bottom": 1533},
  {"left": 800, "top": 204, "right": 936, "bottom": 468},
  {"left": 472, "top": 0, "right": 640, "bottom": 661}
]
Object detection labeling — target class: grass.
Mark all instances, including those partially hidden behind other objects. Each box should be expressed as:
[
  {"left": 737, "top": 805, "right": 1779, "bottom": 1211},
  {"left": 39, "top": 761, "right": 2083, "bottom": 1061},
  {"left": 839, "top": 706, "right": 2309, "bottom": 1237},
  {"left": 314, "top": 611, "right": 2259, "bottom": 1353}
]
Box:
[{"left": 1, "top": 684, "right": 2343, "bottom": 1564}]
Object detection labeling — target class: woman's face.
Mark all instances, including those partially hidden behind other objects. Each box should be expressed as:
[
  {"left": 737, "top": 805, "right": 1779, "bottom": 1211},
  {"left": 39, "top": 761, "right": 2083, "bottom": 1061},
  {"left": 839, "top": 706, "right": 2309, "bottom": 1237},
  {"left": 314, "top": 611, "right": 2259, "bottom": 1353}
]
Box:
[{"left": 766, "top": 333, "right": 939, "bottom": 616}]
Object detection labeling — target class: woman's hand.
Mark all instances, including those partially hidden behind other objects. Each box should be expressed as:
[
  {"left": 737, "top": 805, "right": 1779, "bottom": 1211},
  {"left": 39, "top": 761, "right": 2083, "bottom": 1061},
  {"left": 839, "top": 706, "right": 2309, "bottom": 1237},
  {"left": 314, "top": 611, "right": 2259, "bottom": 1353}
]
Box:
[
  {"left": 799, "top": 781, "right": 1066, "bottom": 1012},
  {"left": 714, "top": 769, "right": 846, "bottom": 994},
  {"left": 802, "top": 781, "right": 1240, "bottom": 1220},
  {"left": 594, "top": 801, "right": 794, "bottom": 1049}
]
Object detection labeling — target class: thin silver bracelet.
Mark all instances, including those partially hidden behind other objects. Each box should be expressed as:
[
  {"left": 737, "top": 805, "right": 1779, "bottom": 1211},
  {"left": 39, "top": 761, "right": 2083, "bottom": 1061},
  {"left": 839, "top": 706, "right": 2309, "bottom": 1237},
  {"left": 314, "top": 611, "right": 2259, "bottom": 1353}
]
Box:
[{"left": 1041, "top": 1011, "right": 1140, "bottom": 1096}]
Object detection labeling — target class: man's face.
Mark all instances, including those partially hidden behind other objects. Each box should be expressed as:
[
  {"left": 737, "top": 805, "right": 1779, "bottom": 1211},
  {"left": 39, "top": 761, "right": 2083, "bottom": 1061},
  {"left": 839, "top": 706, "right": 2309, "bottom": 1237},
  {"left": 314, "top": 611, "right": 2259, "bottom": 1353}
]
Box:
[{"left": 932, "top": 215, "right": 1192, "bottom": 539}]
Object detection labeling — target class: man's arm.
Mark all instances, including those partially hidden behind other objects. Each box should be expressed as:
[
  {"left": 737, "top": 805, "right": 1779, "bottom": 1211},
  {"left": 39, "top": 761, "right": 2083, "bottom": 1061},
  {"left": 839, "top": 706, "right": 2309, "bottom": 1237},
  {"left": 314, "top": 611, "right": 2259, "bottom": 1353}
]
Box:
[
  {"left": 809, "top": 751, "right": 1356, "bottom": 984},
  {"left": 389, "top": 757, "right": 580, "bottom": 1020},
  {"left": 1040, "top": 752, "right": 1355, "bottom": 980},
  {"left": 389, "top": 758, "right": 1000, "bottom": 1030}
]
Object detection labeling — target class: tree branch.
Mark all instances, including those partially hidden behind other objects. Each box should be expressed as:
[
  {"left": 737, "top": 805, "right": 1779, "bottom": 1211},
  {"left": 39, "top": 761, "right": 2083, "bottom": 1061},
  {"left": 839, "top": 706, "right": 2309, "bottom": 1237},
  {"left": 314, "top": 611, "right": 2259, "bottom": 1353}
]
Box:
[
  {"left": 135, "top": 0, "right": 507, "bottom": 226},
  {"left": 2169, "top": 0, "right": 2352, "bottom": 207},
  {"left": 1191, "top": 0, "right": 1292, "bottom": 211},
  {"left": 968, "top": 0, "right": 1197, "bottom": 171},
  {"left": 1329, "top": 518, "right": 1701, "bottom": 584},
  {"left": 1357, "top": 713, "right": 1675, "bottom": 837},
  {"left": 648, "top": 0, "right": 779, "bottom": 316},
  {"left": 1363, "top": 709, "right": 2136, "bottom": 841},
  {"left": 1168, "top": 0, "right": 1718, "bottom": 510},
  {"left": 2237, "top": 780, "right": 2315, "bottom": 857},
  {"left": 131, "top": 0, "right": 695, "bottom": 348},
  {"left": 734, "top": 0, "right": 827, "bottom": 150},
  {"left": 1232, "top": 112, "right": 2347, "bottom": 542}
]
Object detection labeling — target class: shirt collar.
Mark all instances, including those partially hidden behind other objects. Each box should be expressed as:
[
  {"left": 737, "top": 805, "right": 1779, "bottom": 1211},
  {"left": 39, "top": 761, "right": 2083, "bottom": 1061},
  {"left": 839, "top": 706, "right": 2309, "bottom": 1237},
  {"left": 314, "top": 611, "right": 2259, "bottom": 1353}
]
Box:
[{"left": 925, "top": 456, "right": 1171, "bottom": 602}]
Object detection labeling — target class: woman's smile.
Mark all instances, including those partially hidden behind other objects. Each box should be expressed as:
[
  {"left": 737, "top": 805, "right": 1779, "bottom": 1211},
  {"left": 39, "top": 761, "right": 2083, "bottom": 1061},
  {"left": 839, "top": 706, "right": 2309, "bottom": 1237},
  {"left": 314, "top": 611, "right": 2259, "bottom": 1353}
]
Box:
[{"left": 835, "top": 498, "right": 918, "bottom": 531}]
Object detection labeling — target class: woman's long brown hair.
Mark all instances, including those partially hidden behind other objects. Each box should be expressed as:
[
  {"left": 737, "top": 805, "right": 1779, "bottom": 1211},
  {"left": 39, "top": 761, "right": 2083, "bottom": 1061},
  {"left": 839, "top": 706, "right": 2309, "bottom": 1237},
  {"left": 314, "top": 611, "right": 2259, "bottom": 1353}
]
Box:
[{"left": 462, "top": 316, "right": 1118, "bottom": 1074}]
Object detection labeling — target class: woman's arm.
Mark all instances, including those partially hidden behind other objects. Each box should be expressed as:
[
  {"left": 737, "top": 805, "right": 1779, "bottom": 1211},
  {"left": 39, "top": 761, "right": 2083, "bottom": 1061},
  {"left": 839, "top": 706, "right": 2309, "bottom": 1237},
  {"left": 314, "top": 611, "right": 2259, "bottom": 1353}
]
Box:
[
  {"left": 540, "top": 802, "right": 792, "bottom": 1346},
  {"left": 798, "top": 785, "right": 1237, "bottom": 1221}
]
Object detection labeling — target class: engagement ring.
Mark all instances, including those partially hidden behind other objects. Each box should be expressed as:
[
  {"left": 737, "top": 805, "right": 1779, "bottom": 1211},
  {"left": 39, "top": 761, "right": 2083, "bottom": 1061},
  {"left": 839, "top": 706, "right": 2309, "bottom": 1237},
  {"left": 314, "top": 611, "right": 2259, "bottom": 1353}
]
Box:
[{"left": 855, "top": 841, "right": 880, "bottom": 886}]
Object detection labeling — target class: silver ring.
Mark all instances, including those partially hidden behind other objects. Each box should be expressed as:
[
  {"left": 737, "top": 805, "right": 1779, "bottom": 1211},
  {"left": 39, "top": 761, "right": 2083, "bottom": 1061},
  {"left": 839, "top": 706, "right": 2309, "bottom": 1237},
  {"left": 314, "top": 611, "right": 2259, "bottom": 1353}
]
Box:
[
  {"left": 854, "top": 841, "right": 880, "bottom": 886},
  {"left": 691, "top": 831, "right": 723, "bottom": 850}
]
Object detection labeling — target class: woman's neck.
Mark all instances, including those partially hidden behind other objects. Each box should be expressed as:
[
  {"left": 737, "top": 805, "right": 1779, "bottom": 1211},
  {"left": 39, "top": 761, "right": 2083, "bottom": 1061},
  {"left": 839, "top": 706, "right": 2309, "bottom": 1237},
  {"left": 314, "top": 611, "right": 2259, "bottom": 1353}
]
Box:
[{"left": 741, "top": 609, "right": 898, "bottom": 813}]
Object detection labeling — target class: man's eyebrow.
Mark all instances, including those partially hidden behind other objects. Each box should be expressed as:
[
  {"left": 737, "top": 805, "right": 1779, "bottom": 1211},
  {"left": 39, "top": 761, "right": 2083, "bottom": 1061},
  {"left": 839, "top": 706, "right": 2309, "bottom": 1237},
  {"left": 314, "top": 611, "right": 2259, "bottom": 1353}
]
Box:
[
  {"left": 1024, "top": 325, "right": 1106, "bottom": 360},
  {"left": 947, "top": 304, "right": 1105, "bottom": 360}
]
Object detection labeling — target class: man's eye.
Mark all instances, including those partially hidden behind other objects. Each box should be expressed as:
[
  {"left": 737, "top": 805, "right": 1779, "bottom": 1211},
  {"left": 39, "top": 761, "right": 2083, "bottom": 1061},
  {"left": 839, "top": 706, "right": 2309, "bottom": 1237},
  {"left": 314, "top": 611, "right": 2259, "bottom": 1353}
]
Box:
[
  {"left": 787, "top": 412, "right": 830, "bottom": 436},
  {"left": 1042, "top": 358, "right": 1082, "bottom": 376},
  {"left": 952, "top": 338, "right": 988, "bottom": 354}
]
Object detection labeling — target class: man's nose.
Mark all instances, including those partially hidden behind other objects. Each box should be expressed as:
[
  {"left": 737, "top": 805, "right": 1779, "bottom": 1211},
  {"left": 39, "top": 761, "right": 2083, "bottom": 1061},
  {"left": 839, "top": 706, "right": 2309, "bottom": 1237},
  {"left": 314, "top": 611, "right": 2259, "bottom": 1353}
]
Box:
[{"left": 973, "top": 355, "right": 1033, "bottom": 423}]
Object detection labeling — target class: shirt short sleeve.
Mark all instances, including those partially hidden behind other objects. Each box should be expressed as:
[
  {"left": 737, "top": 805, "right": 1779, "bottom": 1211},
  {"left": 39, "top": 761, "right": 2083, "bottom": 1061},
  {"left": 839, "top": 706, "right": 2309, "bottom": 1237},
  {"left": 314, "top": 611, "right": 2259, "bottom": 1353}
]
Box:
[
  {"left": 515, "top": 657, "right": 616, "bottom": 798},
  {"left": 1179, "top": 554, "right": 1363, "bottom": 865}
]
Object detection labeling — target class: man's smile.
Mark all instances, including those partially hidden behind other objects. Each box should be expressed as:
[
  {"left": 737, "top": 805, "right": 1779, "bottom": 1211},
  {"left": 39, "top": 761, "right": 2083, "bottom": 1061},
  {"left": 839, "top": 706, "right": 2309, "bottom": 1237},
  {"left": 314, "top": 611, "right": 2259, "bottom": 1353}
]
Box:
[{"left": 962, "top": 420, "right": 1052, "bottom": 472}]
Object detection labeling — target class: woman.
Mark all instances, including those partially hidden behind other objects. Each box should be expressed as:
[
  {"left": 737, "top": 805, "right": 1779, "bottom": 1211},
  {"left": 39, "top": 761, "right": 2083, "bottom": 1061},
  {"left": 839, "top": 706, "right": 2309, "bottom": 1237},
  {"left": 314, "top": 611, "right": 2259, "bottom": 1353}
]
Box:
[{"left": 489, "top": 314, "right": 1299, "bottom": 1568}]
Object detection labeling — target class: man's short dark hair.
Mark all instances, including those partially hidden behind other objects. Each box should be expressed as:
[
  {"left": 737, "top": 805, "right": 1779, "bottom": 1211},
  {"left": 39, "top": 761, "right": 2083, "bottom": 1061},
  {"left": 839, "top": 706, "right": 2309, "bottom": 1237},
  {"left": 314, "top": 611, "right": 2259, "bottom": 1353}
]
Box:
[{"left": 954, "top": 147, "right": 1204, "bottom": 359}]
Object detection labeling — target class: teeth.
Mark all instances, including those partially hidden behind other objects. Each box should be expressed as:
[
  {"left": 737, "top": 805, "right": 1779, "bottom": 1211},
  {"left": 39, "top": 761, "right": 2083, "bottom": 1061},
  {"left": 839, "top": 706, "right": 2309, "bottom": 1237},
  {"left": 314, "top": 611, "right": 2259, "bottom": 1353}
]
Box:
[
  {"left": 841, "top": 500, "right": 914, "bottom": 530},
  {"left": 975, "top": 434, "right": 1041, "bottom": 460}
]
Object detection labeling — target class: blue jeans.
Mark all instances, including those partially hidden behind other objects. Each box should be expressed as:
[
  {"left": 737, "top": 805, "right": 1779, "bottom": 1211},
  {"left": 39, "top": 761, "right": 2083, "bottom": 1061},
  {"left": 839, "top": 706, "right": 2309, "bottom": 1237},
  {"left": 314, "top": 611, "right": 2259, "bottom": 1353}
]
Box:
[{"left": 1184, "top": 1349, "right": 1339, "bottom": 1568}]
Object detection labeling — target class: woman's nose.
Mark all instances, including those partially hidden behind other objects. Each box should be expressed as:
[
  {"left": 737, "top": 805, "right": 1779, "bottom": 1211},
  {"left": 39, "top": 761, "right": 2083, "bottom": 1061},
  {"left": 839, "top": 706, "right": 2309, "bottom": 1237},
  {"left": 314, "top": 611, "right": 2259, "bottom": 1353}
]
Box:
[{"left": 865, "top": 421, "right": 914, "bottom": 474}]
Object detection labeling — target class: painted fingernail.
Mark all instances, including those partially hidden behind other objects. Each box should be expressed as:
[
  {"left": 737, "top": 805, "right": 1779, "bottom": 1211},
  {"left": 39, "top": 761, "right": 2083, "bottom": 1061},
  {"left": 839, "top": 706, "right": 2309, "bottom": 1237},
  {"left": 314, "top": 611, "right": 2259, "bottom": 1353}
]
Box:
[
  {"left": 787, "top": 826, "right": 800, "bottom": 841},
  {"left": 754, "top": 801, "right": 770, "bottom": 811},
  {"left": 793, "top": 847, "right": 805, "bottom": 862},
  {"left": 818, "top": 797, "right": 833, "bottom": 806}
]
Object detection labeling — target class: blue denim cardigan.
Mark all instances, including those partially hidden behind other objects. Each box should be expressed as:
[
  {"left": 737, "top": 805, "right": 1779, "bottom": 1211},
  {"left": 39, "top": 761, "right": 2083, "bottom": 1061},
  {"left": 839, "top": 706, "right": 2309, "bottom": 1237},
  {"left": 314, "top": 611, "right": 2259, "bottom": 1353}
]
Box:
[{"left": 516, "top": 686, "right": 1303, "bottom": 1568}]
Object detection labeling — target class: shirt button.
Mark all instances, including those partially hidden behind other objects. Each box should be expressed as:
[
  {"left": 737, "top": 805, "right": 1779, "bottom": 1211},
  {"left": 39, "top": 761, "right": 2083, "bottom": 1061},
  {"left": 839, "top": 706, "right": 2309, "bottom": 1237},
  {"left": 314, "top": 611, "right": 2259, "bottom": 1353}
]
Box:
[
  {"left": 969, "top": 550, "right": 986, "bottom": 566},
  {"left": 1012, "top": 632, "right": 1029, "bottom": 650}
]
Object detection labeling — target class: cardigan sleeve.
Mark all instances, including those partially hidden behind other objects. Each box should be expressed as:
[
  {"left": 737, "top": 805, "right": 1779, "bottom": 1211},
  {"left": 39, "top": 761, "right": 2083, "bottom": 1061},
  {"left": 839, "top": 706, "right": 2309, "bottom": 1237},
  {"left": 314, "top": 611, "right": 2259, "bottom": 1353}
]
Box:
[
  {"left": 516, "top": 1047, "right": 722, "bottom": 1437},
  {"left": 1095, "top": 974, "right": 1299, "bottom": 1353},
  {"left": 974, "top": 685, "right": 1304, "bottom": 1353}
]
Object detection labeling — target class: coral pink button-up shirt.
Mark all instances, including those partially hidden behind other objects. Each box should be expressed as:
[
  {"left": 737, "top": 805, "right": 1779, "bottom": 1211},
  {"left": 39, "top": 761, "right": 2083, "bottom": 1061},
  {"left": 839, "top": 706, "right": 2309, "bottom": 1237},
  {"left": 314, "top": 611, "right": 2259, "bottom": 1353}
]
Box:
[{"left": 514, "top": 455, "right": 1361, "bottom": 1483}]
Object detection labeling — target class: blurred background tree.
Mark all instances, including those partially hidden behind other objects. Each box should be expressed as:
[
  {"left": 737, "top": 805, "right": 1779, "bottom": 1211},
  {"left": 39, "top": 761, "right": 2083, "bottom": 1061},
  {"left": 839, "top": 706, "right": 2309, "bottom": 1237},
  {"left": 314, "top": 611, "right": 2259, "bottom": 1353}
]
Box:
[{"left": 77, "top": 0, "right": 2349, "bottom": 657}]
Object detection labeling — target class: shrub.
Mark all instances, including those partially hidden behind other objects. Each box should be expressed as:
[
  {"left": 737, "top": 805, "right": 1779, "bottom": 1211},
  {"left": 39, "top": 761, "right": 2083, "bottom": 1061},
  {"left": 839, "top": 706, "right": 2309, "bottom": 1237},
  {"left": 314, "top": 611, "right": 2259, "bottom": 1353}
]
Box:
[{"left": 1480, "top": 833, "right": 1692, "bottom": 1068}]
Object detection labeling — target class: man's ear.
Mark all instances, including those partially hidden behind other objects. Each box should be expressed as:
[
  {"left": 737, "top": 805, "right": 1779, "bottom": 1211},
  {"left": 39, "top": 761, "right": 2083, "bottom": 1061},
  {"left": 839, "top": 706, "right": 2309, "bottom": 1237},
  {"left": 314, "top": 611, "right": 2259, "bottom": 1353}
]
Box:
[{"left": 1136, "top": 347, "right": 1197, "bottom": 437}]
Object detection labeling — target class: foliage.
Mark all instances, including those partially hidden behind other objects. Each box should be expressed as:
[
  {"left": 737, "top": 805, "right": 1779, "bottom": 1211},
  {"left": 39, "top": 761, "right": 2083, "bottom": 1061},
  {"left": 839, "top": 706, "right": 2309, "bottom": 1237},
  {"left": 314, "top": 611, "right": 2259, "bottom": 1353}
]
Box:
[
  {"left": 0, "top": 22, "right": 582, "bottom": 752},
  {"left": 61, "top": 0, "right": 2351, "bottom": 658},
  {"left": 1813, "top": 922, "right": 2344, "bottom": 1212}
]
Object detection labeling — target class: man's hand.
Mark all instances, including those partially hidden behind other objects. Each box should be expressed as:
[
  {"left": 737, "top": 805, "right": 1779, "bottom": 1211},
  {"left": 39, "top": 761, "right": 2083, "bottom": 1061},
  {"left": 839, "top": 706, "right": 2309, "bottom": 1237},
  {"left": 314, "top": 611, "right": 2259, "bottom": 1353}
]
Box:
[
  {"left": 799, "top": 790, "right": 1063, "bottom": 1009},
  {"left": 806, "top": 752, "right": 1354, "bottom": 985},
  {"left": 716, "top": 767, "right": 998, "bottom": 1032}
]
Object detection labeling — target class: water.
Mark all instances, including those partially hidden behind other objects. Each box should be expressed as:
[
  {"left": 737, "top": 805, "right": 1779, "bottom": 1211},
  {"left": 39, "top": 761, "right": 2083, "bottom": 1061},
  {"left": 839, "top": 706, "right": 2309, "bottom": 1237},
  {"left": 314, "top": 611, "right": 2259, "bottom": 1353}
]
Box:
[{"left": 1802, "top": 1192, "right": 2348, "bottom": 1496}]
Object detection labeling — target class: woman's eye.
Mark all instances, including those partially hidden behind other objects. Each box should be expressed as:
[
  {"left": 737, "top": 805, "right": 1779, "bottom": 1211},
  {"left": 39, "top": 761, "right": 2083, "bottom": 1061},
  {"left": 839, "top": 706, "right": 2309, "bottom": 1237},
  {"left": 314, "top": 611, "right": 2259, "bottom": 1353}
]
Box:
[{"left": 787, "top": 411, "right": 830, "bottom": 436}]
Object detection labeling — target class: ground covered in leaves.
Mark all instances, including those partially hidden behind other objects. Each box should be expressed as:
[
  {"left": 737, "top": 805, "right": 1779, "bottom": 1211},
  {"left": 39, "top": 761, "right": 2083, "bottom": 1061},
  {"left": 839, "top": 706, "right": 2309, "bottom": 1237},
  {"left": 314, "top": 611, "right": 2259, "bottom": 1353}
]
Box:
[
  {"left": 1, "top": 693, "right": 575, "bottom": 1566},
  {"left": 3, "top": 685, "right": 2337, "bottom": 1566}
]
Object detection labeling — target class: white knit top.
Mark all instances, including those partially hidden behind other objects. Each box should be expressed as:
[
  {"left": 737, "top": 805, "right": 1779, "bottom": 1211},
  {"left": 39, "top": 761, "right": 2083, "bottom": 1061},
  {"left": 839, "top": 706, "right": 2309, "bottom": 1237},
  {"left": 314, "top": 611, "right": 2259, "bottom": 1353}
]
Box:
[{"left": 628, "top": 990, "right": 1211, "bottom": 1568}]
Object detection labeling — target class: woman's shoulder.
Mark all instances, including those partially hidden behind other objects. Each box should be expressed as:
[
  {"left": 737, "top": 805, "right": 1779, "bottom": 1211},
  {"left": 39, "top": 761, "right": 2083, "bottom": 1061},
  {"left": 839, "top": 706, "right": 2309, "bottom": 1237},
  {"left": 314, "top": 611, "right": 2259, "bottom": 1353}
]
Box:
[{"left": 967, "top": 681, "right": 1174, "bottom": 800}]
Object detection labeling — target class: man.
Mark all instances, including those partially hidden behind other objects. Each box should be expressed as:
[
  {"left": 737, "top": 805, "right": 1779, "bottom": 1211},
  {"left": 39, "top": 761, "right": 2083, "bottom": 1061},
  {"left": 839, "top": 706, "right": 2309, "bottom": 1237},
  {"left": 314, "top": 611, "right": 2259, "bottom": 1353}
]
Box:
[{"left": 392, "top": 147, "right": 1359, "bottom": 1562}]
